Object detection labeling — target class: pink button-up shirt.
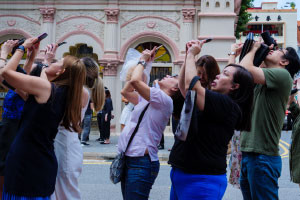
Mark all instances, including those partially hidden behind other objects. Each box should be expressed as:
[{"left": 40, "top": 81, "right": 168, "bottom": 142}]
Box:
[{"left": 118, "top": 87, "right": 173, "bottom": 161}]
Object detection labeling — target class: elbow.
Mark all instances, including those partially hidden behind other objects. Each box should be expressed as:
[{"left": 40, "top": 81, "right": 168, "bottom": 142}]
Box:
[{"left": 130, "top": 79, "right": 141, "bottom": 89}]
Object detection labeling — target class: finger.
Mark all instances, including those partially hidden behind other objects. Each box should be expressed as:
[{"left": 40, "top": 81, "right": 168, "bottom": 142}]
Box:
[
  {"left": 269, "top": 44, "right": 274, "bottom": 50},
  {"left": 258, "top": 37, "right": 262, "bottom": 43}
]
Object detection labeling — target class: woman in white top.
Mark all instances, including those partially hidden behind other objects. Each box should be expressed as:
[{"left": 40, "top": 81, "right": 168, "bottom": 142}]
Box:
[
  {"left": 118, "top": 47, "right": 183, "bottom": 200},
  {"left": 51, "top": 57, "right": 105, "bottom": 200}
]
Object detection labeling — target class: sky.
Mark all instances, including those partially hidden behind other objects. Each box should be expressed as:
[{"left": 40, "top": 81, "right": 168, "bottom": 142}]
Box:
[{"left": 253, "top": 0, "right": 300, "bottom": 19}]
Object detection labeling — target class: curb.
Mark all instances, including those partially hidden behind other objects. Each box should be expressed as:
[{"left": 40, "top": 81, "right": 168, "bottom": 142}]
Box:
[{"left": 83, "top": 152, "right": 170, "bottom": 161}]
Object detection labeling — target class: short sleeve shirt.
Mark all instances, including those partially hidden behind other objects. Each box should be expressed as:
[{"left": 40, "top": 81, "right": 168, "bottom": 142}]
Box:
[
  {"left": 241, "top": 68, "right": 292, "bottom": 156},
  {"left": 118, "top": 87, "right": 173, "bottom": 161},
  {"left": 168, "top": 89, "right": 240, "bottom": 174}
]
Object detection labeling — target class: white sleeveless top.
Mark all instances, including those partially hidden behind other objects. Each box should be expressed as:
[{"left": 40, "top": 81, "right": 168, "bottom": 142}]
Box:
[{"left": 51, "top": 87, "right": 89, "bottom": 200}]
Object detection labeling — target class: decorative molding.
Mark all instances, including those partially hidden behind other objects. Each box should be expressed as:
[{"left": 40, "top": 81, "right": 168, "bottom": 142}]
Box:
[
  {"left": 146, "top": 21, "right": 156, "bottom": 29},
  {"left": 57, "top": 30, "right": 104, "bottom": 50},
  {"left": 198, "top": 12, "right": 236, "bottom": 17},
  {"left": 120, "top": 31, "right": 179, "bottom": 62},
  {"left": 182, "top": 8, "right": 196, "bottom": 23},
  {"left": 75, "top": 24, "right": 85, "bottom": 31},
  {"left": 198, "top": 36, "right": 236, "bottom": 40},
  {"left": 0, "top": 28, "right": 32, "bottom": 38},
  {"left": 56, "top": 16, "right": 105, "bottom": 25},
  {"left": 0, "top": 14, "right": 41, "bottom": 25},
  {"left": 39, "top": 7, "right": 56, "bottom": 23},
  {"left": 7, "top": 20, "right": 16, "bottom": 26},
  {"left": 121, "top": 15, "right": 180, "bottom": 29},
  {"left": 104, "top": 8, "right": 120, "bottom": 23},
  {"left": 99, "top": 60, "right": 119, "bottom": 76}
]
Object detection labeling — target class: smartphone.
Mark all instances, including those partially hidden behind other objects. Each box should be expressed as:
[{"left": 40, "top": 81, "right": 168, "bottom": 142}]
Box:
[
  {"left": 202, "top": 38, "right": 213, "bottom": 43},
  {"left": 155, "top": 45, "right": 163, "bottom": 54},
  {"left": 57, "top": 41, "right": 67, "bottom": 47},
  {"left": 11, "top": 38, "right": 26, "bottom": 54},
  {"left": 34, "top": 33, "right": 48, "bottom": 44}
]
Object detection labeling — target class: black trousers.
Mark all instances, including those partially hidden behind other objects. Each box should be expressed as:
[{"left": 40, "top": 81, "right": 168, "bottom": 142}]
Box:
[{"left": 97, "top": 113, "right": 104, "bottom": 140}]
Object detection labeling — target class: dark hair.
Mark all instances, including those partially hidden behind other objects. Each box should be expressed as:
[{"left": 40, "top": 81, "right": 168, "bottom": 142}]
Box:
[
  {"left": 195, "top": 55, "right": 220, "bottom": 89},
  {"left": 171, "top": 89, "right": 185, "bottom": 120},
  {"left": 226, "top": 64, "right": 254, "bottom": 131},
  {"left": 105, "top": 89, "right": 111, "bottom": 98},
  {"left": 284, "top": 47, "right": 300, "bottom": 78}
]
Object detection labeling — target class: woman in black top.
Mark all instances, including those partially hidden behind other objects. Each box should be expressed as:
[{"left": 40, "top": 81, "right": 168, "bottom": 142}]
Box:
[
  {"left": 168, "top": 40, "right": 254, "bottom": 200},
  {"left": 1, "top": 38, "right": 86, "bottom": 199}
]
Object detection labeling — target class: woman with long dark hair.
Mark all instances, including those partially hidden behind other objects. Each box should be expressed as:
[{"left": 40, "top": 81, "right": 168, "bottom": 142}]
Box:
[
  {"left": 169, "top": 40, "right": 254, "bottom": 200},
  {"left": 1, "top": 38, "right": 86, "bottom": 200},
  {"left": 100, "top": 88, "right": 113, "bottom": 144}
]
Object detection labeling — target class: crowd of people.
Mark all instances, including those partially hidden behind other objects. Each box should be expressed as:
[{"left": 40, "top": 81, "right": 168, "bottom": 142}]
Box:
[{"left": 0, "top": 33, "right": 300, "bottom": 200}]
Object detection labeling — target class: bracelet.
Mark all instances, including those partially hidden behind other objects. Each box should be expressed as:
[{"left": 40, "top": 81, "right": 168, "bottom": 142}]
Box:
[
  {"left": 228, "top": 51, "right": 236, "bottom": 56},
  {"left": 0, "top": 58, "right": 7, "bottom": 62},
  {"left": 16, "top": 45, "right": 26, "bottom": 52}
]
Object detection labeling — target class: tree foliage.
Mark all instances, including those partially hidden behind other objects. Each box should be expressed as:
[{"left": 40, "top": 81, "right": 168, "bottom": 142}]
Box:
[
  {"left": 235, "top": 0, "right": 254, "bottom": 39},
  {"left": 290, "top": 2, "right": 296, "bottom": 9}
]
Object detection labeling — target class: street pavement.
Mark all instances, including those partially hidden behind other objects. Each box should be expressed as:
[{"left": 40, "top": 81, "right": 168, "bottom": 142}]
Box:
[{"left": 79, "top": 130, "right": 300, "bottom": 200}]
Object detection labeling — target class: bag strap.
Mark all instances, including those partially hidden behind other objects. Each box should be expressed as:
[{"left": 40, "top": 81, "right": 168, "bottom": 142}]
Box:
[
  {"left": 188, "top": 76, "right": 201, "bottom": 90},
  {"left": 124, "top": 103, "right": 150, "bottom": 153}
]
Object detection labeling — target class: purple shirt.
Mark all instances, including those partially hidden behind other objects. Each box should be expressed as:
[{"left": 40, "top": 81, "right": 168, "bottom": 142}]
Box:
[{"left": 118, "top": 87, "right": 173, "bottom": 161}]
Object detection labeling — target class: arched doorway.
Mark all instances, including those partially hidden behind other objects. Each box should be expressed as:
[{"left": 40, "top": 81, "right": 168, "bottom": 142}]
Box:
[
  {"left": 63, "top": 43, "right": 103, "bottom": 77},
  {"left": 134, "top": 42, "right": 172, "bottom": 86}
]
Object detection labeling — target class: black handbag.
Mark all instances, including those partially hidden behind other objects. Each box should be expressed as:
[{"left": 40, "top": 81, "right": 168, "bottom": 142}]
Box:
[
  {"left": 175, "top": 76, "right": 200, "bottom": 141},
  {"left": 110, "top": 103, "right": 150, "bottom": 184}
]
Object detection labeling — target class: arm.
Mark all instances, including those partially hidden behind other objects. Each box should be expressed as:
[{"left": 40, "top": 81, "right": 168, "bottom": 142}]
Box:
[
  {"left": 2, "top": 38, "right": 52, "bottom": 103},
  {"left": 121, "top": 81, "right": 139, "bottom": 105},
  {"left": 0, "top": 40, "right": 19, "bottom": 81},
  {"left": 185, "top": 40, "right": 206, "bottom": 111},
  {"left": 23, "top": 43, "right": 39, "bottom": 74},
  {"left": 129, "top": 48, "right": 156, "bottom": 101},
  {"left": 228, "top": 43, "right": 243, "bottom": 64},
  {"left": 239, "top": 41, "right": 266, "bottom": 84},
  {"left": 178, "top": 54, "right": 187, "bottom": 97}
]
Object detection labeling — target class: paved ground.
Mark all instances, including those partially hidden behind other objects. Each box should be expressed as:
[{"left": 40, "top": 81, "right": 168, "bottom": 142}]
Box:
[{"left": 79, "top": 130, "right": 300, "bottom": 200}]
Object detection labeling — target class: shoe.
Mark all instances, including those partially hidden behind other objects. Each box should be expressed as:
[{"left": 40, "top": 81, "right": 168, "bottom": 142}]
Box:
[
  {"left": 95, "top": 138, "right": 102, "bottom": 142},
  {"left": 158, "top": 145, "right": 164, "bottom": 150},
  {"left": 100, "top": 141, "right": 105, "bottom": 144},
  {"left": 81, "top": 142, "right": 90, "bottom": 146},
  {"left": 104, "top": 139, "right": 110, "bottom": 144}
]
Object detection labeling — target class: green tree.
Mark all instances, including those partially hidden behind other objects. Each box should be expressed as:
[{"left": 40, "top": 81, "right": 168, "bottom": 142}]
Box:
[
  {"left": 235, "top": 0, "right": 254, "bottom": 39},
  {"left": 290, "top": 2, "right": 296, "bottom": 9}
]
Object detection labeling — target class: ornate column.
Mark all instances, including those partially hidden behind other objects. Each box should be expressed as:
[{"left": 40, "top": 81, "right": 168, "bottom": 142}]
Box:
[
  {"left": 179, "top": 8, "right": 196, "bottom": 60},
  {"left": 39, "top": 7, "right": 56, "bottom": 49}
]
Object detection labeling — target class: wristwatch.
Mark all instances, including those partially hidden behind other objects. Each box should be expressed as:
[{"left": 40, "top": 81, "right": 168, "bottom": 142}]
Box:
[
  {"left": 137, "top": 61, "right": 147, "bottom": 68},
  {"left": 228, "top": 51, "right": 236, "bottom": 56},
  {"left": 16, "top": 45, "right": 26, "bottom": 52}
]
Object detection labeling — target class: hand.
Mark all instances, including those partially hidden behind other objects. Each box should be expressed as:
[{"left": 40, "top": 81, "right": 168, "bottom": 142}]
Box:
[
  {"left": 231, "top": 43, "right": 243, "bottom": 57},
  {"left": 186, "top": 40, "right": 204, "bottom": 56},
  {"left": 296, "top": 79, "right": 300, "bottom": 90},
  {"left": 26, "top": 42, "right": 40, "bottom": 61},
  {"left": 44, "top": 44, "right": 58, "bottom": 65},
  {"left": 251, "top": 38, "right": 262, "bottom": 51},
  {"left": 1, "top": 40, "right": 18, "bottom": 57},
  {"left": 23, "top": 38, "right": 38, "bottom": 49},
  {"left": 140, "top": 49, "right": 152, "bottom": 62},
  {"left": 105, "top": 114, "right": 108, "bottom": 122}
]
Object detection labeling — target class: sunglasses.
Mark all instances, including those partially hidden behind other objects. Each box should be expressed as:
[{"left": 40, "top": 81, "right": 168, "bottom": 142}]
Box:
[{"left": 278, "top": 48, "right": 287, "bottom": 58}]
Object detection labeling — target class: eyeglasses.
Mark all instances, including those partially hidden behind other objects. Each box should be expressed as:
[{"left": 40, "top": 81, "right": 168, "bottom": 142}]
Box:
[{"left": 278, "top": 48, "right": 287, "bottom": 58}]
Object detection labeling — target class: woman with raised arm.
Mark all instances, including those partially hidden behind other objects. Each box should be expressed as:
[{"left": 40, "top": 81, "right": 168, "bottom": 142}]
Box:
[
  {"left": 1, "top": 37, "right": 86, "bottom": 200},
  {"left": 118, "top": 47, "right": 183, "bottom": 200},
  {"left": 168, "top": 40, "right": 254, "bottom": 200}
]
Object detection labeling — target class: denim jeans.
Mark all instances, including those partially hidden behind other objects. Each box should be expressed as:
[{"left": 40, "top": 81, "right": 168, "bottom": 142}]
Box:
[
  {"left": 170, "top": 167, "right": 227, "bottom": 200},
  {"left": 121, "top": 155, "right": 159, "bottom": 200},
  {"left": 240, "top": 152, "right": 282, "bottom": 200},
  {"left": 81, "top": 114, "right": 92, "bottom": 142}
]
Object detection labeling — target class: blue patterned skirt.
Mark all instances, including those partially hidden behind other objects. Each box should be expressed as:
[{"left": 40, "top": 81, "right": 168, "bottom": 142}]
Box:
[{"left": 2, "top": 190, "right": 50, "bottom": 200}]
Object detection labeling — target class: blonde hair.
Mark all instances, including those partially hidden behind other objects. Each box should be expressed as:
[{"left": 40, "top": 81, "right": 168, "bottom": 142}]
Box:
[
  {"left": 81, "top": 57, "right": 105, "bottom": 111},
  {"left": 52, "top": 55, "right": 86, "bottom": 133}
]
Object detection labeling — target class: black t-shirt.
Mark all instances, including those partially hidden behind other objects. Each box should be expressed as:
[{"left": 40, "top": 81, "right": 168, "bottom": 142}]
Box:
[{"left": 168, "top": 89, "right": 241, "bottom": 175}]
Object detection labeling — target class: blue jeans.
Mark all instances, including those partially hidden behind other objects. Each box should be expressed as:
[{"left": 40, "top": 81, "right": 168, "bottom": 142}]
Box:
[
  {"left": 81, "top": 114, "right": 92, "bottom": 142},
  {"left": 240, "top": 152, "right": 282, "bottom": 200},
  {"left": 170, "top": 167, "right": 227, "bottom": 200},
  {"left": 121, "top": 155, "right": 159, "bottom": 200}
]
